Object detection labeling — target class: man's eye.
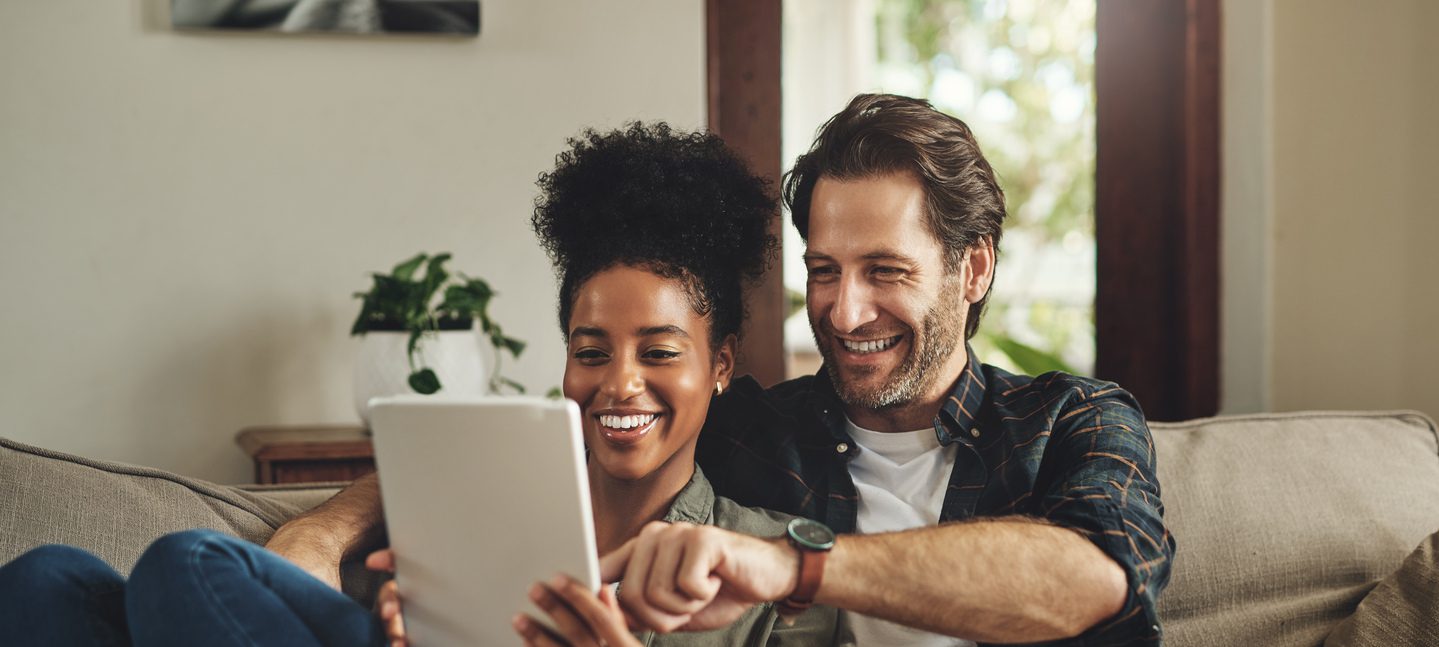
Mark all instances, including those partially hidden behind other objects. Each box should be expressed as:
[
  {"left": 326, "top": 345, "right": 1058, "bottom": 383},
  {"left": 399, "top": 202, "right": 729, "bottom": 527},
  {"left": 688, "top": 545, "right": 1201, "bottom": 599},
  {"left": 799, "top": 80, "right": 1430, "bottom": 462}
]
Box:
[
  {"left": 873, "top": 266, "right": 905, "bottom": 279},
  {"left": 807, "top": 266, "right": 838, "bottom": 278}
]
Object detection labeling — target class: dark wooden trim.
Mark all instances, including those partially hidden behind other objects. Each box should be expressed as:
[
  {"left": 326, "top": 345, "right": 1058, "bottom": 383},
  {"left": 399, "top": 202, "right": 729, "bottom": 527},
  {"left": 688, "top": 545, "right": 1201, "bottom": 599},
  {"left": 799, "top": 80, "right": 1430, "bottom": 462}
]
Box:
[
  {"left": 706, "top": 0, "right": 785, "bottom": 387},
  {"left": 1095, "top": 0, "right": 1221, "bottom": 421}
]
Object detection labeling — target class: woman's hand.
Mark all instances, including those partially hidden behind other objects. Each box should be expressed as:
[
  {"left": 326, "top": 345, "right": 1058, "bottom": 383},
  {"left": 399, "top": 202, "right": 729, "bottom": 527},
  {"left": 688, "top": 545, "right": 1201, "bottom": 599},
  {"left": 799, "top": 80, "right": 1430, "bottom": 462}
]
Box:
[
  {"left": 365, "top": 549, "right": 408, "bottom": 646},
  {"left": 512, "top": 576, "right": 641, "bottom": 647}
]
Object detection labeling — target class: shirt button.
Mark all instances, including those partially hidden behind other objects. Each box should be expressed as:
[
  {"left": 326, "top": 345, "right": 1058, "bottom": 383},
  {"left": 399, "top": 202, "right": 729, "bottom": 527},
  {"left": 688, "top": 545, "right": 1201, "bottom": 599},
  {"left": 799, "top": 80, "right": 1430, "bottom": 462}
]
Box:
[
  {"left": 970, "top": 428, "right": 981, "bottom": 438},
  {"left": 836, "top": 443, "right": 849, "bottom": 453}
]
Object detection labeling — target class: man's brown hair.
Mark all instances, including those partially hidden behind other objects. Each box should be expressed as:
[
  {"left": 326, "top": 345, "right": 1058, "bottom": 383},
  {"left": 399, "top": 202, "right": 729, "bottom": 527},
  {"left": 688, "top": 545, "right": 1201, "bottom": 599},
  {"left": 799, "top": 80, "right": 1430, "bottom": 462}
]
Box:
[{"left": 782, "top": 93, "right": 1006, "bottom": 339}]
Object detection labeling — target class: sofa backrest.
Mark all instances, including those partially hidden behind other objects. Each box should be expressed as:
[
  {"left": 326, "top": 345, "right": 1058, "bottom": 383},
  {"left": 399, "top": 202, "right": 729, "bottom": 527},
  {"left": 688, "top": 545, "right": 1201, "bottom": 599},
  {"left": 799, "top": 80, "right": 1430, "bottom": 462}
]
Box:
[
  {"left": 1152, "top": 410, "right": 1439, "bottom": 647},
  {"left": 0, "top": 437, "right": 336, "bottom": 574}
]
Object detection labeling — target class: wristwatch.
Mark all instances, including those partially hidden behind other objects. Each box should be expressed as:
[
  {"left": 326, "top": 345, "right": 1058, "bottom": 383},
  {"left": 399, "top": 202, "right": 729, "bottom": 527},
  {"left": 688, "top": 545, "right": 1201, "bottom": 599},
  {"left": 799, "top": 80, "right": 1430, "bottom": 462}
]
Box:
[{"left": 776, "top": 518, "right": 836, "bottom": 618}]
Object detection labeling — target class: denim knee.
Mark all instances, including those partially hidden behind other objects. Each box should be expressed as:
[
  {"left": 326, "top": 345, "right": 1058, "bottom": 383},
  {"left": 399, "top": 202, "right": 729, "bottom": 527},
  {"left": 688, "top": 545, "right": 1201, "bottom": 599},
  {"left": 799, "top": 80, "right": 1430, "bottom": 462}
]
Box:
[
  {"left": 130, "top": 529, "right": 231, "bottom": 585},
  {"left": 0, "top": 544, "right": 128, "bottom": 644},
  {"left": 0, "top": 544, "right": 122, "bottom": 600}
]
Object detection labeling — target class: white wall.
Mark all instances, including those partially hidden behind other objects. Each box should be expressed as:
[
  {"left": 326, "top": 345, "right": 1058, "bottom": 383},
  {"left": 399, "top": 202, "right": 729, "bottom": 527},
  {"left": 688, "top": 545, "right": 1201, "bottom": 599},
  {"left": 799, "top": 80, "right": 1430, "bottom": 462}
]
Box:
[
  {"left": 1219, "top": 0, "right": 1273, "bottom": 414},
  {"left": 1222, "top": 0, "right": 1439, "bottom": 418},
  {"left": 0, "top": 0, "right": 706, "bottom": 483}
]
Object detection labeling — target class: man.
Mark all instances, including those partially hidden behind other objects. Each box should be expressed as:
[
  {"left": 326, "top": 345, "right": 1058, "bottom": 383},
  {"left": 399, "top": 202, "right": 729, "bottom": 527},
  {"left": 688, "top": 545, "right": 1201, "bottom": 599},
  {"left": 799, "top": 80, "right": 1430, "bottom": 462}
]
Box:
[{"left": 269, "top": 93, "right": 1173, "bottom": 646}]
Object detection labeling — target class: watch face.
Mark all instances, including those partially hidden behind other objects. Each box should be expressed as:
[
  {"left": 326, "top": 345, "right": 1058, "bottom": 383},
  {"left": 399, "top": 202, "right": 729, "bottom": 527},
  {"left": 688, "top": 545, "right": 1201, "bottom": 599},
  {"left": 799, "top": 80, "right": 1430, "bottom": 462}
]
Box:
[{"left": 788, "top": 518, "right": 836, "bottom": 550}]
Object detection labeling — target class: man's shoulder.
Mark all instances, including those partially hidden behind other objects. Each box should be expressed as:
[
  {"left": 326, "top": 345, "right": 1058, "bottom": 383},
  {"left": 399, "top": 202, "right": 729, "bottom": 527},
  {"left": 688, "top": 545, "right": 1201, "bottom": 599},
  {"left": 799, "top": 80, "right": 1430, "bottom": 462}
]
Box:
[
  {"left": 704, "top": 374, "right": 818, "bottom": 434},
  {"left": 980, "top": 363, "right": 1146, "bottom": 422}
]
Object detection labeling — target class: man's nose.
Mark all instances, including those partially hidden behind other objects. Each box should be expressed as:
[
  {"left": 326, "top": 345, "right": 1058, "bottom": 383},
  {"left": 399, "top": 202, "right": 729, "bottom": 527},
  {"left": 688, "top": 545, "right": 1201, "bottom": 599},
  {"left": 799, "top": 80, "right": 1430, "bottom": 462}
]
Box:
[
  {"left": 602, "top": 357, "right": 645, "bottom": 400},
  {"left": 828, "top": 275, "right": 878, "bottom": 334}
]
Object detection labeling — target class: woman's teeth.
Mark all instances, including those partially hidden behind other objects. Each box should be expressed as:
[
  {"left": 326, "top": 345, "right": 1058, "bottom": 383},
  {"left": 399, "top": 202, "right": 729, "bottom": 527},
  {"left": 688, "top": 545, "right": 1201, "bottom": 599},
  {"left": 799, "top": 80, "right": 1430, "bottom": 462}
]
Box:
[
  {"left": 842, "top": 336, "right": 900, "bottom": 354},
  {"left": 599, "top": 414, "right": 656, "bottom": 429}
]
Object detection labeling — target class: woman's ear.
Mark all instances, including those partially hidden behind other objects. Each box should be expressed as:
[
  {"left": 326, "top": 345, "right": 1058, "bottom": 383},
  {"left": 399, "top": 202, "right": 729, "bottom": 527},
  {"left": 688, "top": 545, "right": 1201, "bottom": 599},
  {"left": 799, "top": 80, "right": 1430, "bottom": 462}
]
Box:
[{"left": 714, "top": 334, "right": 738, "bottom": 390}]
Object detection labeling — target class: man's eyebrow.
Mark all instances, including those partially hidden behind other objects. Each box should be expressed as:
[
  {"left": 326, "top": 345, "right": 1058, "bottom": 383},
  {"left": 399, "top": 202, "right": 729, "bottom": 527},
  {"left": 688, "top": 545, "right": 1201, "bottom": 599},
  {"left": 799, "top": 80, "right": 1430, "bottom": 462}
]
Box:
[
  {"left": 638, "top": 325, "right": 690, "bottom": 339},
  {"left": 861, "top": 251, "right": 920, "bottom": 264},
  {"left": 803, "top": 250, "right": 921, "bottom": 264}
]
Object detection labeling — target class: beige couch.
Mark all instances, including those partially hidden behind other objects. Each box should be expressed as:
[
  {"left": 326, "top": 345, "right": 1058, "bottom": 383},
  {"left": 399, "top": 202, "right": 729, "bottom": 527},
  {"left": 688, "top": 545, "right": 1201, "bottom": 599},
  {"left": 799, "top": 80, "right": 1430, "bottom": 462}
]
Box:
[{"left": 3, "top": 410, "right": 1437, "bottom": 646}]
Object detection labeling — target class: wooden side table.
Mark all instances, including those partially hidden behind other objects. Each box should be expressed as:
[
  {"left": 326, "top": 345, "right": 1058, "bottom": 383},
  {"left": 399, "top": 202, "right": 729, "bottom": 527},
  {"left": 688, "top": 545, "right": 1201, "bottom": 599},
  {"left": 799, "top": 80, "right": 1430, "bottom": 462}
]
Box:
[{"left": 235, "top": 425, "right": 376, "bottom": 485}]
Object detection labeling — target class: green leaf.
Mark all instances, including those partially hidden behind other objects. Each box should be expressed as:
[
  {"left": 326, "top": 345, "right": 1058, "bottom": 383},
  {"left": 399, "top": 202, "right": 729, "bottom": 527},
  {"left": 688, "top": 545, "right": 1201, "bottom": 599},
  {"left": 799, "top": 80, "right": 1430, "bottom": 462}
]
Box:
[
  {"left": 392, "top": 253, "right": 427, "bottom": 281},
  {"left": 496, "top": 334, "right": 526, "bottom": 358},
  {"left": 492, "top": 376, "right": 526, "bottom": 394},
  {"left": 990, "top": 336, "right": 1075, "bottom": 376},
  {"left": 545, "top": 386, "right": 563, "bottom": 399},
  {"left": 408, "top": 369, "right": 441, "bottom": 394}
]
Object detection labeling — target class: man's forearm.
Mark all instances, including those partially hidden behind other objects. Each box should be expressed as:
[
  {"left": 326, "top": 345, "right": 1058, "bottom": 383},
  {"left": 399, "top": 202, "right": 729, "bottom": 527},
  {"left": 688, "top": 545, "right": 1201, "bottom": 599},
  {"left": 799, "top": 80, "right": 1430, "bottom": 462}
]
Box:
[
  {"left": 814, "top": 517, "right": 1128, "bottom": 643},
  {"left": 265, "top": 472, "right": 387, "bottom": 588}
]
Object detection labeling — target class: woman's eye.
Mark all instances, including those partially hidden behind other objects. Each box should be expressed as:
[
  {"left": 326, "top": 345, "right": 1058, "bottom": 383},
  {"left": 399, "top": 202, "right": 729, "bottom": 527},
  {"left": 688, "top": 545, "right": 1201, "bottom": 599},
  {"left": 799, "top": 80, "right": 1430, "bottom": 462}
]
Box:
[
  {"left": 644, "top": 349, "right": 681, "bottom": 360},
  {"left": 574, "top": 349, "right": 608, "bottom": 362}
]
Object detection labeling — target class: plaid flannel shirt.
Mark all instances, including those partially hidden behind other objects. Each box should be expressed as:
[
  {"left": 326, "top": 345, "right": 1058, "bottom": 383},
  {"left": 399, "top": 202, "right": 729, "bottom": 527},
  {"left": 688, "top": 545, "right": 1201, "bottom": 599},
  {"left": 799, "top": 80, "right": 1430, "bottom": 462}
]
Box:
[{"left": 696, "top": 344, "right": 1174, "bottom": 646}]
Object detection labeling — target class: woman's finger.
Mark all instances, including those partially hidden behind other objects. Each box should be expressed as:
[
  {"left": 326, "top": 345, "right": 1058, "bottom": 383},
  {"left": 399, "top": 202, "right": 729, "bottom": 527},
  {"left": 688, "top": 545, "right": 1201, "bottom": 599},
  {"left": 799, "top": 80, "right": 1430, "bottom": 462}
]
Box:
[
  {"left": 365, "top": 549, "right": 396, "bottom": 573},
  {"left": 530, "top": 581, "right": 600, "bottom": 647},
  {"left": 376, "top": 581, "right": 407, "bottom": 643},
  {"left": 550, "top": 577, "right": 641, "bottom": 647},
  {"left": 513, "top": 613, "right": 571, "bottom": 647}
]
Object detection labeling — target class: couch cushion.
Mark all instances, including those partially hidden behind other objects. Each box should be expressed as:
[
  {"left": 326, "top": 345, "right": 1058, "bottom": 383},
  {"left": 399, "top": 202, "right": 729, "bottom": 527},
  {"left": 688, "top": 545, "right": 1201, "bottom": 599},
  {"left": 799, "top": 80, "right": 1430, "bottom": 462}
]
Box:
[
  {"left": 1323, "top": 529, "right": 1439, "bottom": 646},
  {"left": 0, "top": 437, "right": 330, "bottom": 574},
  {"left": 1153, "top": 410, "right": 1439, "bottom": 647}
]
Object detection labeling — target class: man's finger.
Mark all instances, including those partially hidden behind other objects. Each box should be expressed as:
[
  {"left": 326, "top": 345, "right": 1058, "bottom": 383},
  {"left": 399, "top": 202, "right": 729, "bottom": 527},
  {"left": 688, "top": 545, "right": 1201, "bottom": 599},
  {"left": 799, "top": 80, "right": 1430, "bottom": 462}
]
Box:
[
  {"left": 598, "top": 538, "right": 635, "bottom": 583},
  {"left": 618, "top": 524, "right": 692, "bottom": 633},
  {"left": 643, "top": 529, "right": 707, "bottom": 616}
]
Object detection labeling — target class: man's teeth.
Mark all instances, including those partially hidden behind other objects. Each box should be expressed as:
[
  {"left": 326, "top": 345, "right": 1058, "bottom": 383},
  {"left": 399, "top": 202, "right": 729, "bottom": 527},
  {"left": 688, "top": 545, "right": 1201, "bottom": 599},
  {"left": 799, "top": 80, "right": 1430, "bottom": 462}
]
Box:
[
  {"left": 842, "top": 336, "right": 900, "bottom": 354},
  {"left": 599, "top": 414, "right": 657, "bottom": 429}
]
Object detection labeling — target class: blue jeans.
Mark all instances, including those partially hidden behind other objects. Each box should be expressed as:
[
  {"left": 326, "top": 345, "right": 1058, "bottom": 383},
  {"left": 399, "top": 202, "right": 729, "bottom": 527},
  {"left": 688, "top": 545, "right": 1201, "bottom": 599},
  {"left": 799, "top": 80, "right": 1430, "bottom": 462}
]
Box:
[{"left": 0, "top": 530, "right": 385, "bottom": 647}]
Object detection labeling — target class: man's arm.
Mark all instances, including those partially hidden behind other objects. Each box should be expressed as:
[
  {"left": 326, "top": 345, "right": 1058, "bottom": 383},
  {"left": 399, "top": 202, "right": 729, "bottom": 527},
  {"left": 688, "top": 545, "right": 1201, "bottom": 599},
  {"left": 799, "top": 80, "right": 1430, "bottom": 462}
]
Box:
[
  {"left": 602, "top": 517, "right": 1125, "bottom": 642},
  {"left": 817, "top": 518, "right": 1127, "bottom": 641},
  {"left": 264, "top": 472, "right": 386, "bottom": 590},
  {"left": 606, "top": 388, "right": 1171, "bottom": 642}
]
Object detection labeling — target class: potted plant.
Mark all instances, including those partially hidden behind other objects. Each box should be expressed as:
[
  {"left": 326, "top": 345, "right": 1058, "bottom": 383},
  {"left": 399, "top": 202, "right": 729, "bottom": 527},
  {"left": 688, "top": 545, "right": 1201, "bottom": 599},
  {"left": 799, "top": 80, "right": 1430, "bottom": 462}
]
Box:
[{"left": 350, "top": 252, "right": 525, "bottom": 423}]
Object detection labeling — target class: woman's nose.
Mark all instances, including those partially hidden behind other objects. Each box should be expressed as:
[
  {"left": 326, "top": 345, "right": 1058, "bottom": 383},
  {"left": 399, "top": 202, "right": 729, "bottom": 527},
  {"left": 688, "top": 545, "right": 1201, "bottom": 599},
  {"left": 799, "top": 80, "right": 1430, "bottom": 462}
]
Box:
[{"left": 602, "top": 357, "right": 645, "bottom": 400}]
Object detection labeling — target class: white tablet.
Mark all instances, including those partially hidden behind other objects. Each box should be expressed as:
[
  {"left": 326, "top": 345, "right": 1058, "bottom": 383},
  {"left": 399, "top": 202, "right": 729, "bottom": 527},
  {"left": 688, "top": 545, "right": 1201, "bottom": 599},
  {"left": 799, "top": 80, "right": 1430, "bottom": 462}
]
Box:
[{"left": 368, "top": 395, "right": 599, "bottom": 646}]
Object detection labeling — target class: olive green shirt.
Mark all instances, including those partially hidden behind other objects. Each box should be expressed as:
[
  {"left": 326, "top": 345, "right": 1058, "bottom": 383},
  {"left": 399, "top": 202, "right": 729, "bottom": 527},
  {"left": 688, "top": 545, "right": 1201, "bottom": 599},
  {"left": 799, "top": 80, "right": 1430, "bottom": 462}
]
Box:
[{"left": 635, "top": 466, "right": 854, "bottom": 647}]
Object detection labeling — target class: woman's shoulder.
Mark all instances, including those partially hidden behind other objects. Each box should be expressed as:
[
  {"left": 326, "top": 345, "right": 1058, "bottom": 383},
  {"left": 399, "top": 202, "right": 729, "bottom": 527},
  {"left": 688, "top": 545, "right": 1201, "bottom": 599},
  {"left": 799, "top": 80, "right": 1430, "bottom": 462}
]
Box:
[{"left": 709, "top": 495, "right": 797, "bottom": 537}]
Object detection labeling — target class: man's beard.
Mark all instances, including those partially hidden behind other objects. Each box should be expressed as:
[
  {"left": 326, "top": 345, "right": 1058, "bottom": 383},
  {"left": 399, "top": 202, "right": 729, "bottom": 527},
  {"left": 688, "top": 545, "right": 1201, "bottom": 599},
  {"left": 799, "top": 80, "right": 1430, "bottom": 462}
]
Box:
[{"left": 812, "top": 286, "right": 966, "bottom": 411}]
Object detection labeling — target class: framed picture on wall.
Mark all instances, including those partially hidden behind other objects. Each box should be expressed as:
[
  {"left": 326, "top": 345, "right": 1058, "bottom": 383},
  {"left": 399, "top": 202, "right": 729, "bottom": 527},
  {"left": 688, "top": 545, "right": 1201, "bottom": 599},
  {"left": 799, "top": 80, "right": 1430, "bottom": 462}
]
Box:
[{"left": 172, "top": 0, "right": 480, "bottom": 36}]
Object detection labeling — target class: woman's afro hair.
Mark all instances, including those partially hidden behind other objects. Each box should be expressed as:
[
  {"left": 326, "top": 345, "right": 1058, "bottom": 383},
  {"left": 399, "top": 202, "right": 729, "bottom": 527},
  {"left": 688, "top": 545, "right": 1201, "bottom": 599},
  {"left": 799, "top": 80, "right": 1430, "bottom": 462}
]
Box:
[{"left": 532, "top": 122, "right": 777, "bottom": 347}]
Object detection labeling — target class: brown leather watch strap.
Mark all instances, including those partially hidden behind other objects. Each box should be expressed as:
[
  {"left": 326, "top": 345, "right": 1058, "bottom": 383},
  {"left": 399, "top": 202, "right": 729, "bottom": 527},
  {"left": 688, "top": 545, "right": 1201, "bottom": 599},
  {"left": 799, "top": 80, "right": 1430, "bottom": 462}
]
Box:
[{"left": 776, "top": 541, "right": 828, "bottom": 615}]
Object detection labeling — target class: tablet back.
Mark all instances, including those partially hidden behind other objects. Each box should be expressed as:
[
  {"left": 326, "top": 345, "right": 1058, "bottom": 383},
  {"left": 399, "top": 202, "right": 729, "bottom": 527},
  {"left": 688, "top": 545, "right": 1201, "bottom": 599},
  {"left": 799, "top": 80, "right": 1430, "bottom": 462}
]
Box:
[{"left": 369, "top": 395, "right": 598, "bottom": 646}]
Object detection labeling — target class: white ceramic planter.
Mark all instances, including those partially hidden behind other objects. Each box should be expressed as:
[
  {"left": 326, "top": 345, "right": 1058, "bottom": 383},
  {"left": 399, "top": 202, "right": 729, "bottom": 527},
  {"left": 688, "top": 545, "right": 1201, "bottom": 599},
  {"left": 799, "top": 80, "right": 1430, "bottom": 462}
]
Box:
[{"left": 353, "top": 328, "right": 487, "bottom": 426}]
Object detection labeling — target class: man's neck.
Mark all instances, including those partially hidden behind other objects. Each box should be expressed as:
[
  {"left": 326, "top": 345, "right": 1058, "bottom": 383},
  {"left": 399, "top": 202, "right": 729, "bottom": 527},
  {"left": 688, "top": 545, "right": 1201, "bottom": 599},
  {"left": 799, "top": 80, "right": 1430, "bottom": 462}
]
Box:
[{"left": 843, "top": 349, "right": 970, "bottom": 432}]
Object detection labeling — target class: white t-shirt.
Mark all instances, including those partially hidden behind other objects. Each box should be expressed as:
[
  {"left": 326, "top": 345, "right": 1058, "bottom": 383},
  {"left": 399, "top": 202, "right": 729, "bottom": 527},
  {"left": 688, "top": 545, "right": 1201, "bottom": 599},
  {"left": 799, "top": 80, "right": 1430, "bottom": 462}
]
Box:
[{"left": 843, "top": 416, "right": 977, "bottom": 647}]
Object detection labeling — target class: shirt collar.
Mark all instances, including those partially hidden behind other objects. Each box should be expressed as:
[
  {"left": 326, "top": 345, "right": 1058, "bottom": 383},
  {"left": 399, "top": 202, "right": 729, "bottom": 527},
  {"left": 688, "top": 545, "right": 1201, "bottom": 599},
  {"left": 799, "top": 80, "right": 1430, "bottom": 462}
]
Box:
[{"left": 809, "top": 343, "right": 988, "bottom": 447}]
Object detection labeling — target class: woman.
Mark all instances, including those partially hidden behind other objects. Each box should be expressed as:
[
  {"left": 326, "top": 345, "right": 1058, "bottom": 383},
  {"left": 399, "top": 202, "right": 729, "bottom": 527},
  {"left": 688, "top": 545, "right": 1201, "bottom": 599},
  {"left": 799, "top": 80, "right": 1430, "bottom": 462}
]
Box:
[{"left": 0, "top": 123, "right": 848, "bottom": 647}]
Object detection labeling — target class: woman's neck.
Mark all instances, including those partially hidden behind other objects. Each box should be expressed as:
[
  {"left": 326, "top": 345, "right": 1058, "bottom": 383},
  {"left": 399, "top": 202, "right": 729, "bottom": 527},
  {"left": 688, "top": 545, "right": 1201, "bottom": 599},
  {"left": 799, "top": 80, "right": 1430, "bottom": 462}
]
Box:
[{"left": 588, "top": 459, "right": 696, "bottom": 556}]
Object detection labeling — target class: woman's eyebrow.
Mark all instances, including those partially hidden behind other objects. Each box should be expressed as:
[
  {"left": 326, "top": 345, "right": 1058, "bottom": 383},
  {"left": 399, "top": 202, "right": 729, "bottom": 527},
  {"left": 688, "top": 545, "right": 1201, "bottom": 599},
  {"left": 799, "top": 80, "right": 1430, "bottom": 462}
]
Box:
[
  {"left": 638, "top": 325, "right": 689, "bottom": 338},
  {"left": 569, "top": 326, "right": 607, "bottom": 339}
]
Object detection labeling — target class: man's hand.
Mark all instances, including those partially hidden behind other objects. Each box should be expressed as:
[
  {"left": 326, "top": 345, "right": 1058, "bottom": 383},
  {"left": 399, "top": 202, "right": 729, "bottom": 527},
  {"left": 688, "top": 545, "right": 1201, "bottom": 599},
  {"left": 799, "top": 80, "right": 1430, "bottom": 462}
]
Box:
[{"left": 599, "top": 521, "right": 799, "bottom": 633}]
